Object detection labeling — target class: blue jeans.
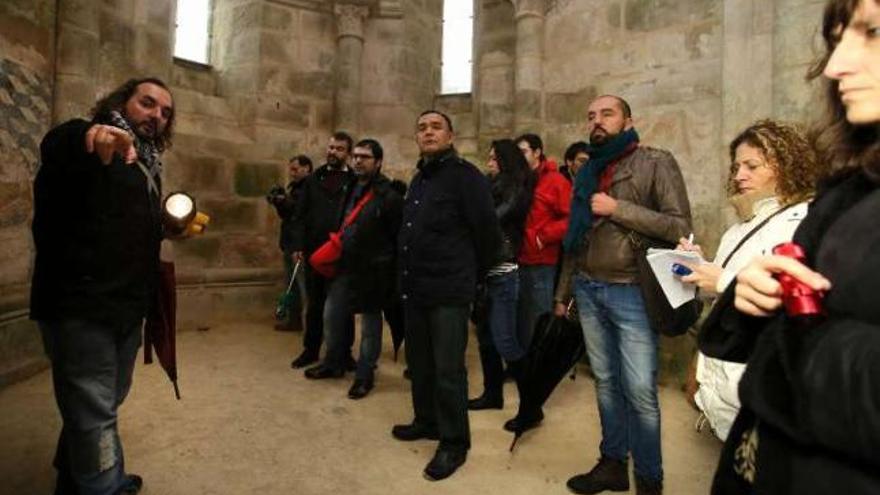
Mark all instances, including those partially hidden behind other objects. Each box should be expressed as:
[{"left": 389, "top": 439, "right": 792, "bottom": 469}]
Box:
[
  {"left": 487, "top": 270, "right": 525, "bottom": 361},
  {"left": 39, "top": 318, "right": 142, "bottom": 495},
  {"left": 573, "top": 275, "right": 663, "bottom": 482},
  {"left": 517, "top": 264, "right": 556, "bottom": 351},
  {"left": 323, "top": 274, "right": 382, "bottom": 380}
]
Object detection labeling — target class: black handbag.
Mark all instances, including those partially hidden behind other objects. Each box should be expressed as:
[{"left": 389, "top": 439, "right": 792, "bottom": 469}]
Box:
[{"left": 629, "top": 233, "right": 703, "bottom": 337}]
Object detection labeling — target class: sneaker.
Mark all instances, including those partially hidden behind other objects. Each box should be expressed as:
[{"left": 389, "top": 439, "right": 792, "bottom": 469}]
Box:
[{"left": 566, "top": 457, "right": 629, "bottom": 494}]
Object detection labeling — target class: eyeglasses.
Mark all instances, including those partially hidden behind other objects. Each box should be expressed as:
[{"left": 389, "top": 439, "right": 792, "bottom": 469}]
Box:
[{"left": 353, "top": 154, "right": 375, "bottom": 161}]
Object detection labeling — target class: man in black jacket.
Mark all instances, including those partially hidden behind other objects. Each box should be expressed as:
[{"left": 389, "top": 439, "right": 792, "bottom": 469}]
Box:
[
  {"left": 268, "top": 154, "right": 312, "bottom": 331},
  {"left": 303, "top": 139, "right": 403, "bottom": 400},
  {"left": 31, "top": 77, "right": 178, "bottom": 495},
  {"left": 391, "top": 111, "right": 502, "bottom": 481},
  {"left": 290, "top": 132, "right": 357, "bottom": 369}
]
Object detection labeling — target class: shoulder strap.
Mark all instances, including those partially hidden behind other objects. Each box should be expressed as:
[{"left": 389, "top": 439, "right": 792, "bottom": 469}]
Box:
[
  {"left": 719, "top": 203, "right": 796, "bottom": 268},
  {"left": 340, "top": 189, "right": 375, "bottom": 231}
]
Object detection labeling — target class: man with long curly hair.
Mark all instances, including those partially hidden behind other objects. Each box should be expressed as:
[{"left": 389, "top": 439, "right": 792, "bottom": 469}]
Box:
[{"left": 31, "top": 77, "right": 175, "bottom": 495}]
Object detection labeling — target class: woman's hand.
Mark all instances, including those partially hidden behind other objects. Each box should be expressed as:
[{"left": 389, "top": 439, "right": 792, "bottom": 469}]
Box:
[
  {"left": 676, "top": 236, "right": 704, "bottom": 258},
  {"left": 734, "top": 255, "right": 831, "bottom": 317},
  {"left": 681, "top": 262, "right": 723, "bottom": 295}
]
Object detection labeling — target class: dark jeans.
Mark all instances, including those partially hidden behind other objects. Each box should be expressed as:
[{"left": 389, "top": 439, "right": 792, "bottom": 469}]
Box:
[
  {"left": 304, "top": 264, "right": 354, "bottom": 356},
  {"left": 404, "top": 303, "right": 471, "bottom": 452},
  {"left": 516, "top": 264, "right": 556, "bottom": 352},
  {"left": 323, "top": 274, "right": 383, "bottom": 380},
  {"left": 39, "top": 318, "right": 142, "bottom": 495}
]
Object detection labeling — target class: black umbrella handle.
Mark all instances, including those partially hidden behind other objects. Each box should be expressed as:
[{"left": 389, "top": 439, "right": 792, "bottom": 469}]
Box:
[{"left": 173, "top": 380, "right": 181, "bottom": 400}]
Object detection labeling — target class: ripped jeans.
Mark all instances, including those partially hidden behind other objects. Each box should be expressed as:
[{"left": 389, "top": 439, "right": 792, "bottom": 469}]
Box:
[{"left": 39, "top": 318, "right": 142, "bottom": 495}]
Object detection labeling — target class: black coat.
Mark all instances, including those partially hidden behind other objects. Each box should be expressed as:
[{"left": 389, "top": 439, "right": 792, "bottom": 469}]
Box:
[
  {"left": 273, "top": 179, "right": 305, "bottom": 253},
  {"left": 338, "top": 174, "right": 404, "bottom": 312},
  {"left": 31, "top": 119, "right": 163, "bottom": 325},
  {"left": 701, "top": 169, "right": 880, "bottom": 494},
  {"left": 491, "top": 172, "right": 531, "bottom": 264},
  {"left": 398, "top": 149, "right": 502, "bottom": 306},
  {"left": 289, "top": 164, "right": 354, "bottom": 255}
]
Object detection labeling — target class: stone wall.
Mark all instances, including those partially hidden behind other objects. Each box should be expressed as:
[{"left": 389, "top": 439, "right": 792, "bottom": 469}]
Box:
[{"left": 0, "top": 0, "right": 56, "bottom": 386}]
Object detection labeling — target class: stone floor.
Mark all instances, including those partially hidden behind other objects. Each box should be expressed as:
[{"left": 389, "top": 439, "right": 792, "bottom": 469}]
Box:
[{"left": 0, "top": 319, "right": 721, "bottom": 495}]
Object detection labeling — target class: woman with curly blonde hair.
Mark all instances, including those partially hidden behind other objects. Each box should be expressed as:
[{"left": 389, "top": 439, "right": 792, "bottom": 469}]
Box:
[{"left": 677, "top": 119, "right": 823, "bottom": 441}]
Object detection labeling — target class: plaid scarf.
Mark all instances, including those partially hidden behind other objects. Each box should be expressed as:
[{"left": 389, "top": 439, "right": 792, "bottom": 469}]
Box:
[{"left": 106, "top": 110, "right": 162, "bottom": 197}]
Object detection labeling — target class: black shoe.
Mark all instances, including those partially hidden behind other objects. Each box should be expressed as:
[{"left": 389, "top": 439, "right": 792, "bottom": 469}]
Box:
[
  {"left": 117, "top": 474, "right": 143, "bottom": 494},
  {"left": 348, "top": 378, "right": 374, "bottom": 399},
  {"left": 566, "top": 457, "right": 630, "bottom": 494},
  {"left": 391, "top": 422, "right": 439, "bottom": 441},
  {"left": 304, "top": 364, "right": 344, "bottom": 379},
  {"left": 290, "top": 350, "right": 319, "bottom": 369},
  {"left": 345, "top": 355, "right": 357, "bottom": 372},
  {"left": 423, "top": 449, "right": 467, "bottom": 481},
  {"left": 503, "top": 408, "right": 544, "bottom": 433},
  {"left": 635, "top": 476, "right": 663, "bottom": 495},
  {"left": 468, "top": 391, "right": 503, "bottom": 410}
]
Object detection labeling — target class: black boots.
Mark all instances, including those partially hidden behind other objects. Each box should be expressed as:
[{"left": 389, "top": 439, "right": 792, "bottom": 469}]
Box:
[
  {"left": 567, "top": 457, "right": 629, "bottom": 494},
  {"left": 503, "top": 359, "right": 543, "bottom": 433}
]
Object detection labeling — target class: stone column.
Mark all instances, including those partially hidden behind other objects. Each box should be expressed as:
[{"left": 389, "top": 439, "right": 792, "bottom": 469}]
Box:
[
  {"left": 53, "top": 0, "right": 101, "bottom": 124},
  {"left": 511, "top": 0, "right": 546, "bottom": 135},
  {"left": 334, "top": 4, "right": 370, "bottom": 134}
]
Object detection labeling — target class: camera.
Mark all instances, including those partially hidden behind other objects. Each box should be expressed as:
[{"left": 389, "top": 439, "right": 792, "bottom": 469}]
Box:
[{"left": 266, "top": 185, "right": 286, "bottom": 205}]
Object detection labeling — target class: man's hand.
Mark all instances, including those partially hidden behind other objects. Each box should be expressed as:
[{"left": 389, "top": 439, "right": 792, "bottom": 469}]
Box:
[
  {"left": 734, "top": 255, "right": 831, "bottom": 317},
  {"left": 85, "top": 124, "right": 136, "bottom": 165},
  {"left": 591, "top": 192, "right": 618, "bottom": 216},
  {"left": 292, "top": 251, "right": 304, "bottom": 263},
  {"left": 536, "top": 235, "right": 544, "bottom": 250}
]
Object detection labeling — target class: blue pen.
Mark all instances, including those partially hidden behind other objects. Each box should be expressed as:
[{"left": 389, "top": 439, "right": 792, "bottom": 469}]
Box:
[{"left": 672, "top": 263, "right": 692, "bottom": 276}]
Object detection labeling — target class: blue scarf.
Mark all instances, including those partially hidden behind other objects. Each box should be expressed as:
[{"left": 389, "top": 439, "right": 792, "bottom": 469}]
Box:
[{"left": 563, "top": 128, "right": 640, "bottom": 252}]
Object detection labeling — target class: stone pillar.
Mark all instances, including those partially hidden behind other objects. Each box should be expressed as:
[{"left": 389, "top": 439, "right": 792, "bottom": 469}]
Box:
[
  {"left": 511, "top": 0, "right": 545, "bottom": 135},
  {"left": 53, "top": 0, "right": 101, "bottom": 124},
  {"left": 334, "top": 4, "right": 369, "bottom": 134}
]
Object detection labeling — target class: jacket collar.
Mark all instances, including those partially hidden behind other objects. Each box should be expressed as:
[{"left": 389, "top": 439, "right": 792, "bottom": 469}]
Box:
[{"left": 417, "top": 147, "right": 457, "bottom": 177}]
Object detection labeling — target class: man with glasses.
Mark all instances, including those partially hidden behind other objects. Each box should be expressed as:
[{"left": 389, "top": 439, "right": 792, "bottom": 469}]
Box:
[{"left": 302, "top": 139, "right": 403, "bottom": 399}]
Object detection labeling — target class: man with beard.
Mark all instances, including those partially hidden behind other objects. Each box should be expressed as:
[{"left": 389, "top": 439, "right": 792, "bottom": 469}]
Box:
[
  {"left": 555, "top": 95, "right": 692, "bottom": 495},
  {"left": 31, "top": 78, "right": 180, "bottom": 494},
  {"left": 304, "top": 139, "right": 403, "bottom": 398},
  {"left": 392, "top": 110, "right": 501, "bottom": 481},
  {"left": 290, "top": 133, "right": 356, "bottom": 371}
]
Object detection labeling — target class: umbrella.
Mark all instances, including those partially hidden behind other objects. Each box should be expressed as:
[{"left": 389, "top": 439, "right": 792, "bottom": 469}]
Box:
[
  {"left": 384, "top": 300, "right": 405, "bottom": 361},
  {"left": 274, "top": 260, "right": 302, "bottom": 321},
  {"left": 509, "top": 306, "right": 585, "bottom": 451},
  {"left": 144, "top": 260, "right": 181, "bottom": 400}
]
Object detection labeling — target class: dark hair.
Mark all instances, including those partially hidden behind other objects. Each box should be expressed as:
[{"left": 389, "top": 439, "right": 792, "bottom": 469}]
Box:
[
  {"left": 492, "top": 139, "right": 537, "bottom": 203},
  {"left": 289, "top": 154, "right": 313, "bottom": 172},
  {"left": 331, "top": 131, "right": 354, "bottom": 152},
  {"left": 564, "top": 141, "right": 589, "bottom": 162},
  {"left": 515, "top": 133, "right": 545, "bottom": 160},
  {"left": 728, "top": 120, "right": 823, "bottom": 205},
  {"left": 417, "top": 110, "right": 454, "bottom": 132},
  {"left": 91, "top": 77, "right": 174, "bottom": 151},
  {"left": 807, "top": 0, "right": 880, "bottom": 181},
  {"left": 355, "top": 138, "right": 384, "bottom": 162}
]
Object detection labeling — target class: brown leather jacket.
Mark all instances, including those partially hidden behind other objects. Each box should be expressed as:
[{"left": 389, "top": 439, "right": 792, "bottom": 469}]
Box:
[{"left": 556, "top": 145, "right": 692, "bottom": 300}]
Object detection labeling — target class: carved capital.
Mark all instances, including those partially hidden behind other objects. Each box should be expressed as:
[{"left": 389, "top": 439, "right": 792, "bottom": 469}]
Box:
[
  {"left": 510, "top": 0, "right": 546, "bottom": 20},
  {"left": 334, "top": 3, "right": 370, "bottom": 40}
]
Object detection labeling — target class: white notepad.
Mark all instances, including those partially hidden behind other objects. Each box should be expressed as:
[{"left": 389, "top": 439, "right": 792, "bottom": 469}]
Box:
[{"left": 645, "top": 248, "right": 704, "bottom": 308}]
